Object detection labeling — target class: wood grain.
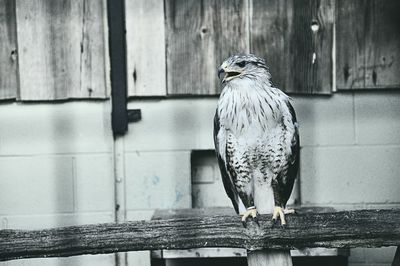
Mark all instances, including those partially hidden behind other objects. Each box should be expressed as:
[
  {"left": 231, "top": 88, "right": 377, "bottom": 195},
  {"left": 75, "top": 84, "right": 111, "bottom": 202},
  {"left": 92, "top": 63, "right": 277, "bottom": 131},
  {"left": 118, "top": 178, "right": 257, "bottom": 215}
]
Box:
[
  {"left": 248, "top": 250, "right": 292, "bottom": 266},
  {"left": 15, "top": 0, "right": 107, "bottom": 100},
  {"left": 80, "top": 0, "right": 108, "bottom": 98},
  {"left": 336, "top": 0, "right": 400, "bottom": 90},
  {"left": 16, "top": 0, "right": 82, "bottom": 100},
  {"left": 125, "top": 0, "right": 166, "bottom": 96},
  {"left": 251, "top": 0, "right": 333, "bottom": 94},
  {"left": 1, "top": 208, "right": 399, "bottom": 261},
  {"left": 0, "top": 0, "right": 18, "bottom": 99},
  {"left": 165, "top": 0, "right": 249, "bottom": 95}
]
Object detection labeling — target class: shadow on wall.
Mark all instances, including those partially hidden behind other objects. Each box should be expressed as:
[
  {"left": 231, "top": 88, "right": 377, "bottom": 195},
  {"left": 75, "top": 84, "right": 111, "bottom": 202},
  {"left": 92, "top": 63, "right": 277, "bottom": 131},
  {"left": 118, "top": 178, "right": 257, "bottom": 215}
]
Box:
[{"left": 51, "top": 104, "right": 80, "bottom": 266}]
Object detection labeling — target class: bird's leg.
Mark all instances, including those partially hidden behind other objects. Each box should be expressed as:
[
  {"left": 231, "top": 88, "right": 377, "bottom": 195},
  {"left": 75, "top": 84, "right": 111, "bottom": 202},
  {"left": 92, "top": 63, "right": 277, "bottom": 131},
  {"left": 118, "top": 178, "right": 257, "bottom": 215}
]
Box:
[
  {"left": 272, "top": 206, "right": 295, "bottom": 227},
  {"left": 284, "top": 208, "right": 295, "bottom": 215},
  {"left": 241, "top": 206, "right": 259, "bottom": 227}
]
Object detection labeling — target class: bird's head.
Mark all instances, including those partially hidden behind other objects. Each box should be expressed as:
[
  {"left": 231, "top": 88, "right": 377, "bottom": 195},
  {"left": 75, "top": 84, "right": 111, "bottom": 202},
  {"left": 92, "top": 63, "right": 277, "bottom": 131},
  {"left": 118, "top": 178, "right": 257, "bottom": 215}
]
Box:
[{"left": 218, "top": 54, "right": 270, "bottom": 84}]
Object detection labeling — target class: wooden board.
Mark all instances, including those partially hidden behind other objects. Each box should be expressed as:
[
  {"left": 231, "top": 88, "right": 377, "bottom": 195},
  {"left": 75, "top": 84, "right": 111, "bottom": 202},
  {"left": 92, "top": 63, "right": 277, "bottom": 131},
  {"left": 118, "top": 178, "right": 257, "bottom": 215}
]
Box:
[
  {"left": 125, "top": 0, "right": 166, "bottom": 96},
  {"left": 165, "top": 0, "right": 249, "bottom": 95},
  {"left": 336, "top": 0, "right": 400, "bottom": 90},
  {"left": 15, "top": 0, "right": 107, "bottom": 100},
  {"left": 0, "top": 0, "right": 18, "bottom": 99},
  {"left": 152, "top": 247, "right": 348, "bottom": 258},
  {"left": 251, "top": 0, "right": 334, "bottom": 94},
  {"left": 1, "top": 208, "right": 399, "bottom": 261},
  {"left": 80, "top": 0, "right": 108, "bottom": 98}
]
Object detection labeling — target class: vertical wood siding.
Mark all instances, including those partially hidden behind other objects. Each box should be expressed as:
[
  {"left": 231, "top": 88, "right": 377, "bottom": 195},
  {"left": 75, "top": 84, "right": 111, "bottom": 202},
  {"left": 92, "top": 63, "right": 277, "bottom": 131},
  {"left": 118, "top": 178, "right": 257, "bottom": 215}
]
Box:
[
  {"left": 165, "top": 0, "right": 249, "bottom": 95},
  {"left": 251, "top": 0, "right": 333, "bottom": 94},
  {"left": 336, "top": 0, "right": 400, "bottom": 90},
  {"left": 0, "top": 0, "right": 18, "bottom": 99},
  {"left": 126, "top": 0, "right": 167, "bottom": 96},
  {"left": 1, "top": 0, "right": 399, "bottom": 100},
  {"left": 15, "top": 0, "right": 107, "bottom": 100},
  {"left": 80, "top": 0, "right": 108, "bottom": 98}
]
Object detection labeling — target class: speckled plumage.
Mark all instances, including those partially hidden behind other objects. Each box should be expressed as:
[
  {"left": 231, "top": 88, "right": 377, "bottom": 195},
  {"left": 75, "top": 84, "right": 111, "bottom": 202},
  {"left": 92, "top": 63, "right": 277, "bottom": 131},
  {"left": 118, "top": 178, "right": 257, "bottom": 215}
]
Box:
[{"left": 214, "top": 54, "right": 299, "bottom": 215}]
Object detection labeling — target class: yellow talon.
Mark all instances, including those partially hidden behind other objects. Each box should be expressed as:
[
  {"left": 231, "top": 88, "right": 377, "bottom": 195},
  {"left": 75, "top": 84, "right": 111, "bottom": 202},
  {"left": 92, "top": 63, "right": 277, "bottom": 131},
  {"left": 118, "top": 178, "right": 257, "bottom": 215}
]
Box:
[
  {"left": 272, "top": 207, "right": 295, "bottom": 226},
  {"left": 241, "top": 208, "right": 258, "bottom": 222}
]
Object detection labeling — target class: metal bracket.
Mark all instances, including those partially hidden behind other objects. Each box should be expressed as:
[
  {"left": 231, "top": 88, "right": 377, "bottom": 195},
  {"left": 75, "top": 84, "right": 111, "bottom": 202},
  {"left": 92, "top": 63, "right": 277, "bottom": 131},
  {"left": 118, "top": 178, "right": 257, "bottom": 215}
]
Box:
[{"left": 127, "top": 109, "right": 142, "bottom": 123}]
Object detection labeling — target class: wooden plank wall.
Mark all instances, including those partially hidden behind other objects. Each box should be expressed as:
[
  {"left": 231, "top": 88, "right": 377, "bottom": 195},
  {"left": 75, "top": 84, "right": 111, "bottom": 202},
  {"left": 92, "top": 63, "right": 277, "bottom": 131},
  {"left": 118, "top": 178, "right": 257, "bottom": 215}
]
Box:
[
  {"left": 80, "top": 0, "right": 108, "bottom": 98},
  {"left": 336, "top": 0, "right": 400, "bottom": 90},
  {"left": 16, "top": 0, "right": 108, "bottom": 100},
  {"left": 163, "top": 0, "right": 335, "bottom": 95},
  {"left": 163, "top": 0, "right": 334, "bottom": 96},
  {"left": 125, "top": 0, "right": 166, "bottom": 96},
  {"left": 165, "top": 0, "right": 249, "bottom": 95},
  {"left": 0, "top": 0, "right": 18, "bottom": 99},
  {"left": 16, "top": 0, "right": 82, "bottom": 100},
  {"left": 0, "top": 0, "right": 108, "bottom": 101},
  {"left": 1, "top": 0, "right": 399, "bottom": 100},
  {"left": 251, "top": 0, "right": 333, "bottom": 94}
]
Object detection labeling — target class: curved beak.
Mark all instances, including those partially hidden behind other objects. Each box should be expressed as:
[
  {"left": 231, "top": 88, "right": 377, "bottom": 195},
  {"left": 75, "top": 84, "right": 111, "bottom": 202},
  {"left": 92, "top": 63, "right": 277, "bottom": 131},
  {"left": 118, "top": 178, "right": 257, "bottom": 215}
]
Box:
[{"left": 218, "top": 67, "right": 225, "bottom": 82}]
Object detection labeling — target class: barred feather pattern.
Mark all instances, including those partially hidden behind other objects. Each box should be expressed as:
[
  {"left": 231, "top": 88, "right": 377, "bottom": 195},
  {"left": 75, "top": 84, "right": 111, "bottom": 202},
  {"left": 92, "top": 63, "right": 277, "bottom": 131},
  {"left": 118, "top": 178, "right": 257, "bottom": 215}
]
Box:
[{"left": 216, "top": 72, "right": 298, "bottom": 213}]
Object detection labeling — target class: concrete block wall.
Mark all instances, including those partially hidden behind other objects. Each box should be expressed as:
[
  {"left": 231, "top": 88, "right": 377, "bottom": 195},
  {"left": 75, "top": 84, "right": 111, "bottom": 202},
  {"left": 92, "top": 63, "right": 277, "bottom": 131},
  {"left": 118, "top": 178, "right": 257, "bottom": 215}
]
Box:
[
  {"left": 297, "top": 92, "right": 400, "bottom": 209},
  {"left": 0, "top": 91, "right": 399, "bottom": 265},
  {"left": 125, "top": 91, "right": 400, "bottom": 266},
  {"left": 0, "top": 102, "right": 115, "bottom": 266}
]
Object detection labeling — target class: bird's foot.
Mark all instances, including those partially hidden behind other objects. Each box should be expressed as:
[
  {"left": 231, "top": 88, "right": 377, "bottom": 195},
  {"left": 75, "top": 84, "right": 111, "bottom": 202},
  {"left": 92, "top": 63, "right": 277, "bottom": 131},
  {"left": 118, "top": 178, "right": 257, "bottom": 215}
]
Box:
[
  {"left": 272, "top": 207, "right": 295, "bottom": 228},
  {"left": 241, "top": 207, "right": 259, "bottom": 227}
]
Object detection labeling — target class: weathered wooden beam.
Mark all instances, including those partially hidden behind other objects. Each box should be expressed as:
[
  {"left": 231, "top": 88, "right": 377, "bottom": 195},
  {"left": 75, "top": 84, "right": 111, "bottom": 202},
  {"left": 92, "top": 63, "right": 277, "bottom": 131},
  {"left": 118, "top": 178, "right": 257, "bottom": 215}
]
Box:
[{"left": 1, "top": 208, "right": 400, "bottom": 261}]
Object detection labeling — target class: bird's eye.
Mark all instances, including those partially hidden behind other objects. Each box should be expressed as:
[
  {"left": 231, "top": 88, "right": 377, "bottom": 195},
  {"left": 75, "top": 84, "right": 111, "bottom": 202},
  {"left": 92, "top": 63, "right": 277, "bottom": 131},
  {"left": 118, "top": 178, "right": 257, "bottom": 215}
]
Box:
[{"left": 236, "top": 61, "right": 246, "bottom": 67}]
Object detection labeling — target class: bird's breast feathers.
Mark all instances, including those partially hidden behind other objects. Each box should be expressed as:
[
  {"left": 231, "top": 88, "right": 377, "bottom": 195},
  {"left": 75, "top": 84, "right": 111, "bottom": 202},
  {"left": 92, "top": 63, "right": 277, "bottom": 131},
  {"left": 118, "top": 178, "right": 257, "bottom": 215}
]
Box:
[{"left": 216, "top": 79, "right": 296, "bottom": 169}]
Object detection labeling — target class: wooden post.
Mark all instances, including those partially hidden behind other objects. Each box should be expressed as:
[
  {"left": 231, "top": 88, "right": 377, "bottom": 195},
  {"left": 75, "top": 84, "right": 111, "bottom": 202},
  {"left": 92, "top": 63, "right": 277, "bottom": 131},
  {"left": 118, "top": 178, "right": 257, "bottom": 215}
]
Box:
[
  {"left": 248, "top": 250, "right": 292, "bottom": 266},
  {"left": 247, "top": 183, "right": 293, "bottom": 266}
]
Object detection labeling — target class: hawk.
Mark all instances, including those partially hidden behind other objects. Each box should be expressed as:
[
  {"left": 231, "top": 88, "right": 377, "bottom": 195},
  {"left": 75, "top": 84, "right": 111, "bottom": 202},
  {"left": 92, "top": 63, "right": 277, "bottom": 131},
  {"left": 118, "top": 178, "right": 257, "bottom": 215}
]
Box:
[{"left": 214, "top": 54, "right": 299, "bottom": 227}]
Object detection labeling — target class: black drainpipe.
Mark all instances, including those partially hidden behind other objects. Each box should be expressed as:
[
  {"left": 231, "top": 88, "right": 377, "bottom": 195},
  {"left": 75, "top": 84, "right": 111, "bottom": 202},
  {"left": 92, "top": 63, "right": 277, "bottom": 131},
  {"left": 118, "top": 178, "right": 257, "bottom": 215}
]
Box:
[{"left": 107, "top": 0, "right": 141, "bottom": 137}]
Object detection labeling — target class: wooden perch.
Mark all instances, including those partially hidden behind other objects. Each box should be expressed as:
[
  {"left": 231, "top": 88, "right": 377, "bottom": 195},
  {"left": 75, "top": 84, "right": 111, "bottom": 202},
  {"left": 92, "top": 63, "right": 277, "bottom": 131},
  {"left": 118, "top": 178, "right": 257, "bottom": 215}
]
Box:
[{"left": 1, "top": 208, "right": 400, "bottom": 261}]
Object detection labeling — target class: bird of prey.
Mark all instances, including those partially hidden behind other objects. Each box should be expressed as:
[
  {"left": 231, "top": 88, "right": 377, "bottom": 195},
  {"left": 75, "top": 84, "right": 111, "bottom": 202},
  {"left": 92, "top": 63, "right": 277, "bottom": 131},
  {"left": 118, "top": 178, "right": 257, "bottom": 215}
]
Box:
[{"left": 214, "top": 54, "right": 299, "bottom": 227}]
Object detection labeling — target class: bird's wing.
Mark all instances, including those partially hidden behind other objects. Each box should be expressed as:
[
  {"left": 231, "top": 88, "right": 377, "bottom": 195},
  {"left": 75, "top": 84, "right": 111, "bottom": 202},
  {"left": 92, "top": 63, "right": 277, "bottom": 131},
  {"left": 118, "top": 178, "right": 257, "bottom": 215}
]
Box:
[
  {"left": 281, "top": 101, "right": 300, "bottom": 204},
  {"left": 213, "top": 111, "right": 240, "bottom": 214}
]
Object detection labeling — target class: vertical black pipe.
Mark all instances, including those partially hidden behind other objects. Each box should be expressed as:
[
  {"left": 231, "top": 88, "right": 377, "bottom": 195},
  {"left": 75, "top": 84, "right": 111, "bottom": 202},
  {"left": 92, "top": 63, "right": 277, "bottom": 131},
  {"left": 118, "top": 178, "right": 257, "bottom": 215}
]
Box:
[{"left": 107, "top": 0, "right": 128, "bottom": 137}]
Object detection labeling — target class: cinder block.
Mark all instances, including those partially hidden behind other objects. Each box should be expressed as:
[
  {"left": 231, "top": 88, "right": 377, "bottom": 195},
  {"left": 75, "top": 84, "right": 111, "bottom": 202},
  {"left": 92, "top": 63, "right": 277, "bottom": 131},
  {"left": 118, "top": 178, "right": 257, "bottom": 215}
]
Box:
[
  {"left": 125, "top": 151, "right": 192, "bottom": 210},
  {"left": 74, "top": 155, "right": 114, "bottom": 212},
  {"left": 1, "top": 212, "right": 114, "bottom": 229},
  {"left": 0, "top": 156, "right": 74, "bottom": 214},
  {"left": 0, "top": 102, "right": 112, "bottom": 155},
  {"left": 355, "top": 91, "right": 400, "bottom": 145},
  {"left": 125, "top": 99, "right": 217, "bottom": 151},
  {"left": 2, "top": 254, "right": 115, "bottom": 266},
  {"left": 124, "top": 95, "right": 356, "bottom": 152},
  {"left": 300, "top": 146, "right": 400, "bottom": 204},
  {"left": 292, "top": 94, "right": 355, "bottom": 146}
]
